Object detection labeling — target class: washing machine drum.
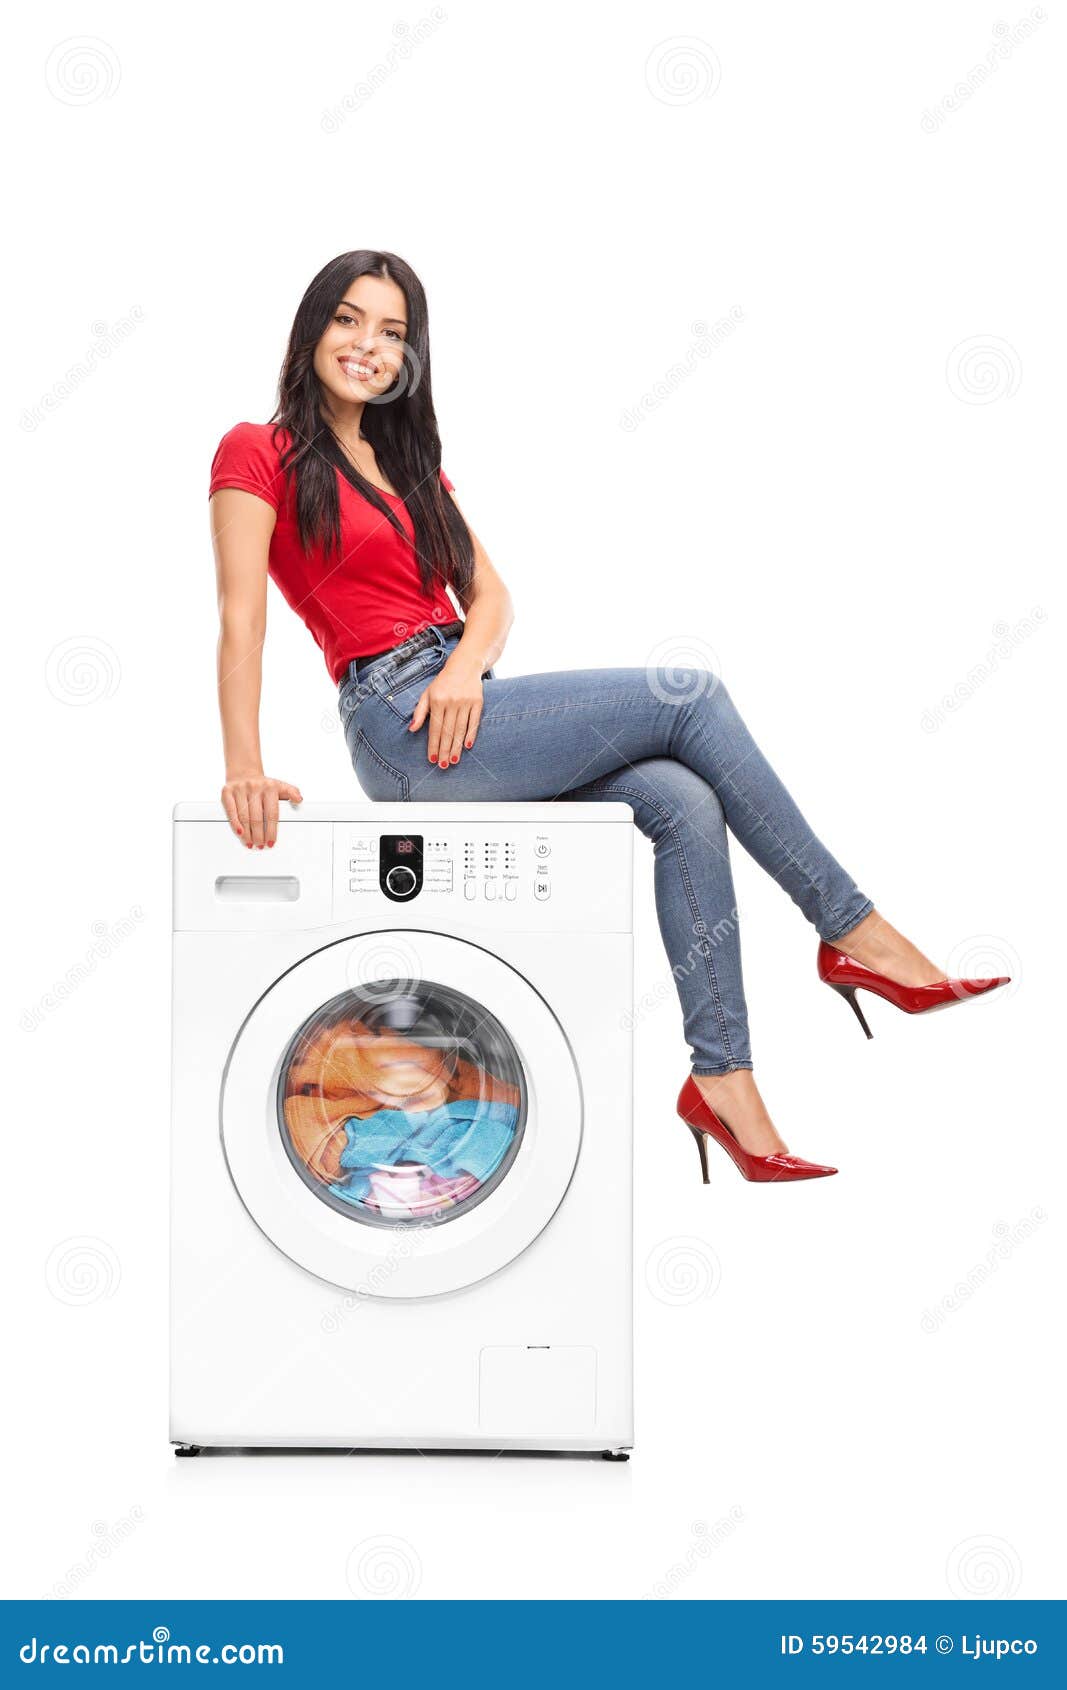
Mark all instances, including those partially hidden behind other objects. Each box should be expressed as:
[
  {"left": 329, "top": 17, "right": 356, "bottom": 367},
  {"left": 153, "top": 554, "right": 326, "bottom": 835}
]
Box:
[{"left": 221, "top": 932, "right": 582, "bottom": 1298}]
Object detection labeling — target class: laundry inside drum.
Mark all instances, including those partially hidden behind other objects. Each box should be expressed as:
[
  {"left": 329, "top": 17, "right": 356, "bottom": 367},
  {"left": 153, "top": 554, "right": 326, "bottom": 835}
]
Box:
[{"left": 277, "top": 979, "right": 527, "bottom": 1227}]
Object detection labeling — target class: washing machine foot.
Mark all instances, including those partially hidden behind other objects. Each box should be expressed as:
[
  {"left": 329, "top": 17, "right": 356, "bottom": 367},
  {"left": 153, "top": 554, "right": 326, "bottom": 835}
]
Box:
[
  {"left": 601, "top": 1450, "right": 630, "bottom": 1462},
  {"left": 174, "top": 1444, "right": 202, "bottom": 1458}
]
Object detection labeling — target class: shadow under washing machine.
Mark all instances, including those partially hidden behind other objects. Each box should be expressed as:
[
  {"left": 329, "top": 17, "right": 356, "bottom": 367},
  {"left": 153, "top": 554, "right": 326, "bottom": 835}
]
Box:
[{"left": 170, "top": 801, "right": 635, "bottom": 1457}]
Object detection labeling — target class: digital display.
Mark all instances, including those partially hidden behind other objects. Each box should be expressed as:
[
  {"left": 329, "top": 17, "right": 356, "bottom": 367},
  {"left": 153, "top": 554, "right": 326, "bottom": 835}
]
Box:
[{"left": 396, "top": 840, "right": 414, "bottom": 854}]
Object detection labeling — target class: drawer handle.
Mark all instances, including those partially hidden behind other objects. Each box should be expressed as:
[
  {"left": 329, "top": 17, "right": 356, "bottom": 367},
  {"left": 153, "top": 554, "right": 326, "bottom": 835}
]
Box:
[{"left": 214, "top": 875, "right": 300, "bottom": 903}]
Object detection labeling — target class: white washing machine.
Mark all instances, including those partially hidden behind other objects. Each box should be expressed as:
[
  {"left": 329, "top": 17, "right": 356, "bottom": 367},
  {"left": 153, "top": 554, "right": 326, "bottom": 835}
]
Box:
[{"left": 170, "top": 801, "right": 634, "bottom": 1458}]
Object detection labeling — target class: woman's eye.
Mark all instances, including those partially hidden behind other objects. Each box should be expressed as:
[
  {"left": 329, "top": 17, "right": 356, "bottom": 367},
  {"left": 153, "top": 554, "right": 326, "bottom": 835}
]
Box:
[{"left": 335, "top": 313, "right": 355, "bottom": 326}]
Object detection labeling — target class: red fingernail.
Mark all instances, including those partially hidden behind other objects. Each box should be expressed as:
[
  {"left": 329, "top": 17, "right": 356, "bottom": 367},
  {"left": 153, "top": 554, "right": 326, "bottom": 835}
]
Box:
[
  {"left": 465, "top": 741, "right": 472, "bottom": 749},
  {"left": 236, "top": 826, "right": 243, "bottom": 834},
  {"left": 451, "top": 756, "right": 459, "bottom": 763},
  {"left": 268, "top": 840, "right": 275, "bottom": 848}
]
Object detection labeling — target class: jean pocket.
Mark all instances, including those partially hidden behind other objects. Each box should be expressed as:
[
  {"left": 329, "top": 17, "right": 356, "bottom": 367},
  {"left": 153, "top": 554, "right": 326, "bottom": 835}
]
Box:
[
  {"left": 349, "top": 727, "right": 411, "bottom": 800},
  {"left": 372, "top": 647, "right": 447, "bottom": 720}
]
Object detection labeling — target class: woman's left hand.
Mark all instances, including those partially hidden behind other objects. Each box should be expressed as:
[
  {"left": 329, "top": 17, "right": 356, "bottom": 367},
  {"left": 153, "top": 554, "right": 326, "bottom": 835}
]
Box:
[{"left": 408, "top": 655, "right": 484, "bottom": 768}]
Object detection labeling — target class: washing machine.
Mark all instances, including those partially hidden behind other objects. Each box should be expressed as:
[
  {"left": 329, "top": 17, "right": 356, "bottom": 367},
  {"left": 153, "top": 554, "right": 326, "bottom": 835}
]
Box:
[{"left": 170, "top": 801, "right": 634, "bottom": 1457}]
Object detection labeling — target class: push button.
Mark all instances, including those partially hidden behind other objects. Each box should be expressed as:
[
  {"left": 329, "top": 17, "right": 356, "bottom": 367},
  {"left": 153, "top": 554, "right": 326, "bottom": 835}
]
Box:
[
  {"left": 504, "top": 881, "right": 517, "bottom": 901},
  {"left": 534, "top": 876, "right": 551, "bottom": 901},
  {"left": 463, "top": 879, "right": 477, "bottom": 901}
]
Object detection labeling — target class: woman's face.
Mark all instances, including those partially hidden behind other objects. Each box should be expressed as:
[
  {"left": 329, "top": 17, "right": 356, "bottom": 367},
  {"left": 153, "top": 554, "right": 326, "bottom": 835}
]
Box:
[{"left": 313, "top": 272, "right": 410, "bottom": 414}]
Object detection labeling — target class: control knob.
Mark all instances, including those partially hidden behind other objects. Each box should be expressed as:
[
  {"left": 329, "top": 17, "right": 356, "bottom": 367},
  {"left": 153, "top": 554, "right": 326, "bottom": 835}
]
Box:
[{"left": 385, "top": 864, "right": 418, "bottom": 898}]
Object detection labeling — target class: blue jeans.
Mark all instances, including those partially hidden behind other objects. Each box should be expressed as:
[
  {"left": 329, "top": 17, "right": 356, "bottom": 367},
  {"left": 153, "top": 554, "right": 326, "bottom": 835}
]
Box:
[{"left": 338, "top": 625, "right": 874, "bottom": 1074}]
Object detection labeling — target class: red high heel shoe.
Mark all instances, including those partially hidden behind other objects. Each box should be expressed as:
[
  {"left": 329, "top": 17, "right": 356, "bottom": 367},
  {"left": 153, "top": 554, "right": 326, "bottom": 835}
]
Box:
[
  {"left": 817, "top": 940, "right": 1010, "bottom": 1040},
  {"left": 676, "top": 1078, "right": 838, "bottom": 1184}
]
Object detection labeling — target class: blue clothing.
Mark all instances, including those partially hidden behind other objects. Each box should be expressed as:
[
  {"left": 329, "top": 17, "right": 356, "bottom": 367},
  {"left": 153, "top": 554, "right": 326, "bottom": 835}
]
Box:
[
  {"left": 338, "top": 624, "right": 873, "bottom": 1074},
  {"left": 329, "top": 1099, "right": 519, "bottom": 1206}
]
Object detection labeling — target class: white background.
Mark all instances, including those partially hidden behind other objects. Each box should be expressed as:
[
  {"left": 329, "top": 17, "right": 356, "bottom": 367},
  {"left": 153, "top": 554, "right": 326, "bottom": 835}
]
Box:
[{"left": 5, "top": 0, "right": 1063, "bottom": 1601}]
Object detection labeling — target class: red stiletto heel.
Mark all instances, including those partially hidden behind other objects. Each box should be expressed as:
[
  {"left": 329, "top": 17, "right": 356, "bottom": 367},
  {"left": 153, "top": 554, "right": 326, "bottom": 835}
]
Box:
[
  {"left": 677, "top": 1078, "right": 838, "bottom": 1184},
  {"left": 817, "top": 941, "right": 1009, "bottom": 1039}
]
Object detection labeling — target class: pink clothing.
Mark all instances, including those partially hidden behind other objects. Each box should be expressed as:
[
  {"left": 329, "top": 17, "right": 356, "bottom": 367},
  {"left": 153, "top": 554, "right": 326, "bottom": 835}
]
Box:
[{"left": 365, "top": 1164, "right": 481, "bottom": 1218}]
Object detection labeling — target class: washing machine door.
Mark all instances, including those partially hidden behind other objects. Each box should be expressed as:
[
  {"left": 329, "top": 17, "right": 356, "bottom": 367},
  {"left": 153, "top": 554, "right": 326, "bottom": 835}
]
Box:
[{"left": 221, "top": 931, "right": 581, "bottom": 1297}]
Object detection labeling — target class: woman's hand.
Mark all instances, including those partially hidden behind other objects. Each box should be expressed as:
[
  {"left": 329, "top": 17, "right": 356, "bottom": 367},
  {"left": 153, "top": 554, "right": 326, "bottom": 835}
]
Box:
[
  {"left": 221, "top": 774, "right": 304, "bottom": 847},
  {"left": 408, "top": 655, "right": 485, "bottom": 768}
]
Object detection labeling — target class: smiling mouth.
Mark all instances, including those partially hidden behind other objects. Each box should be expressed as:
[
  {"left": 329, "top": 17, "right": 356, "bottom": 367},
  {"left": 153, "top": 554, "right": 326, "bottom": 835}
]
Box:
[{"left": 339, "top": 356, "right": 378, "bottom": 381}]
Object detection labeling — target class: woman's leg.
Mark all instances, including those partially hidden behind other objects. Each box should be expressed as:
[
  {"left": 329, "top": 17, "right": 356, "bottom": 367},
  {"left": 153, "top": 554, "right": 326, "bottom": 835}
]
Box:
[
  {"left": 345, "top": 646, "right": 874, "bottom": 1153},
  {"left": 558, "top": 757, "right": 751, "bottom": 1074},
  {"left": 368, "top": 651, "right": 875, "bottom": 947},
  {"left": 559, "top": 759, "right": 791, "bottom": 1157}
]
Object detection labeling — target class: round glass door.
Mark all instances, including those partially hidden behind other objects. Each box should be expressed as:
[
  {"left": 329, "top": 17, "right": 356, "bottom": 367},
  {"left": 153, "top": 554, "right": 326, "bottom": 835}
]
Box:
[
  {"left": 278, "top": 980, "right": 527, "bottom": 1228},
  {"left": 220, "top": 931, "right": 582, "bottom": 1297}
]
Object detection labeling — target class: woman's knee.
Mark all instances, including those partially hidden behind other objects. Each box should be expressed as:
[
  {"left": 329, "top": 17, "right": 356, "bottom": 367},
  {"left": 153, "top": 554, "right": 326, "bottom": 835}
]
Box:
[
  {"left": 585, "top": 758, "right": 725, "bottom": 845},
  {"left": 649, "top": 662, "right": 727, "bottom": 710}
]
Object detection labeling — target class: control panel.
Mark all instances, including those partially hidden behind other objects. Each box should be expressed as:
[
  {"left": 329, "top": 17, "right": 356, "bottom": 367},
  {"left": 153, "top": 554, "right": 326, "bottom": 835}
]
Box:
[
  {"left": 378, "top": 833, "right": 424, "bottom": 902},
  {"left": 173, "top": 806, "right": 633, "bottom": 935},
  {"left": 337, "top": 825, "right": 566, "bottom": 915}
]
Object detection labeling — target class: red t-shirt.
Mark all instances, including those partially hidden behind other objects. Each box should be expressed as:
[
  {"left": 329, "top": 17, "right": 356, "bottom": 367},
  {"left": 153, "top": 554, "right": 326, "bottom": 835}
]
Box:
[{"left": 209, "top": 421, "right": 460, "bottom": 683}]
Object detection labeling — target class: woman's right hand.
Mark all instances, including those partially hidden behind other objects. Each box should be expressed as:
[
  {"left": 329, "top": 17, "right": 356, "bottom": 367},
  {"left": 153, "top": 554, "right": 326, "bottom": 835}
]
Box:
[{"left": 221, "top": 775, "right": 304, "bottom": 847}]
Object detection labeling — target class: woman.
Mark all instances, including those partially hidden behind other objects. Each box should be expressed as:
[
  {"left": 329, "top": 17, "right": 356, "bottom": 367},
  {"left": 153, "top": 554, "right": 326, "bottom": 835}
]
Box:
[{"left": 210, "top": 249, "right": 1008, "bottom": 1185}]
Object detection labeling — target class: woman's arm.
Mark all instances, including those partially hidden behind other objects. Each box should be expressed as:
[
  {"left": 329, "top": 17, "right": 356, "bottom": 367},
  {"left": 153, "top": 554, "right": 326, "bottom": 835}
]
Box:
[
  {"left": 450, "top": 502, "right": 514, "bottom": 675},
  {"left": 210, "top": 487, "right": 303, "bottom": 847},
  {"left": 408, "top": 498, "right": 515, "bottom": 767}
]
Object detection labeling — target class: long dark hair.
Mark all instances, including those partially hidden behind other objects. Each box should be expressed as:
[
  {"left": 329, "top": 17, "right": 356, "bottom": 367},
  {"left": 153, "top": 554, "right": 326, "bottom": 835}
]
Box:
[{"left": 270, "top": 251, "right": 473, "bottom": 598}]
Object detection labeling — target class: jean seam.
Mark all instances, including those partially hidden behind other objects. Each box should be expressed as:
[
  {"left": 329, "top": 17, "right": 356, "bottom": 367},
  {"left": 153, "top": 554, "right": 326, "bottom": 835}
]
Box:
[
  {"left": 354, "top": 728, "right": 410, "bottom": 798},
  {"left": 684, "top": 707, "right": 854, "bottom": 936},
  {"left": 481, "top": 698, "right": 620, "bottom": 725},
  {"left": 821, "top": 897, "right": 875, "bottom": 944},
  {"left": 580, "top": 774, "right": 736, "bottom": 1068},
  {"left": 338, "top": 677, "right": 375, "bottom": 719}
]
